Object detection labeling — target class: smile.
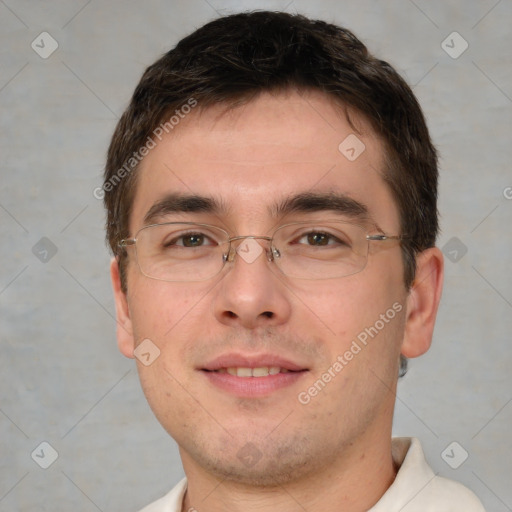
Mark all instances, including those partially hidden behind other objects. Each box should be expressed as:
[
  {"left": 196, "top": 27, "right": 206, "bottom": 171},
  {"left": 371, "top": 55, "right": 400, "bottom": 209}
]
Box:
[{"left": 211, "top": 367, "right": 296, "bottom": 377}]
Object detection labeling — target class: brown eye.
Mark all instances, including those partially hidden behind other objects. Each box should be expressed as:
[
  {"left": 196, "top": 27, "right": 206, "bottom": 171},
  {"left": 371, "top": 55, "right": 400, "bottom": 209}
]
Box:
[
  {"left": 163, "top": 232, "right": 215, "bottom": 248},
  {"left": 297, "top": 231, "right": 345, "bottom": 247},
  {"left": 182, "top": 234, "right": 205, "bottom": 247},
  {"left": 306, "top": 232, "right": 330, "bottom": 246}
]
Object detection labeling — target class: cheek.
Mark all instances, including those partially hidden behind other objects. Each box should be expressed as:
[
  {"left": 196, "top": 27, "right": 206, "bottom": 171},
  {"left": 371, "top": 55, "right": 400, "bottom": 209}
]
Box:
[
  {"left": 126, "top": 275, "right": 226, "bottom": 408},
  {"left": 127, "top": 280, "right": 206, "bottom": 424},
  {"left": 289, "top": 260, "right": 407, "bottom": 396},
  {"left": 291, "top": 266, "right": 403, "bottom": 338},
  {"left": 126, "top": 277, "right": 210, "bottom": 364},
  {"left": 136, "top": 356, "right": 195, "bottom": 439}
]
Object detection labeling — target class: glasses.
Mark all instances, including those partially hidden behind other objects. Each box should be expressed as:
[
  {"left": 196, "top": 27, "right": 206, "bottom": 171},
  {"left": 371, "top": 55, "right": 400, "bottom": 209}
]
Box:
[{"left": 118, "top": 221, "right": 407, "bottom": 282}]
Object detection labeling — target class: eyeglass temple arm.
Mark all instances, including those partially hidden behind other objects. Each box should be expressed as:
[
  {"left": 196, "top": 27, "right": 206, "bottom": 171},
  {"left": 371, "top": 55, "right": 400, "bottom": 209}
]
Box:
[
  {"left": 367, "top": 234, "right": 409, "bottom": 241},
  {"left": 118, "top": 238, "right": 137, "bottom": 248}
]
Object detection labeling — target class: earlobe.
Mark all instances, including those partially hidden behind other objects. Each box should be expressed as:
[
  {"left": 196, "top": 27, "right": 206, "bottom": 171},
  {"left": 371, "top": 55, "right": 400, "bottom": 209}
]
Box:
[
  {"left": 110, "top": 258, "right": 135, "bottom": 359},
  {"left": 401, "top": 247, "right": 444, "bottom": 358}
]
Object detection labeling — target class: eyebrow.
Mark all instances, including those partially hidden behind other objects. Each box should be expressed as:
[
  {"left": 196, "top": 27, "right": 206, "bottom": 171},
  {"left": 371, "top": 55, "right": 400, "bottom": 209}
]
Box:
[
  {"left": 143, "top": 193, "right": 225, "bottom": 225},
  {"left": 272, "top": 192, "right": 373, "bottom": 224},
  {"left": 143, "top": 191, "right": 376, "bottom": 228}
]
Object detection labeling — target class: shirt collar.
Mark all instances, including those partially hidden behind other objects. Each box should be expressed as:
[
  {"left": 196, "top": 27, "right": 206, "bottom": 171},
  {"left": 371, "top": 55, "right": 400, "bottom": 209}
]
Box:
[{"left": 368, "top": 437, "right": 436, "bottom": 511}]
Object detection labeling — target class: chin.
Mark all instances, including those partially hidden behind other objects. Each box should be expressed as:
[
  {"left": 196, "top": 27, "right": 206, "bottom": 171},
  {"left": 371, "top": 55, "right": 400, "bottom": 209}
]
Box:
[
  {"left": 202, "top": 453, "right": 311, "bottom": 487},
  {"left": 180, "top": 429, "right": 341, "bottom": 488}
]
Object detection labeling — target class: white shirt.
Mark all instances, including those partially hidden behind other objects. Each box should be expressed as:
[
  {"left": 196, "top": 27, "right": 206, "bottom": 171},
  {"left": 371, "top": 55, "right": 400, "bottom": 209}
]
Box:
[{"left": 138, "top": 437, "right": 486, "bottom": 511}]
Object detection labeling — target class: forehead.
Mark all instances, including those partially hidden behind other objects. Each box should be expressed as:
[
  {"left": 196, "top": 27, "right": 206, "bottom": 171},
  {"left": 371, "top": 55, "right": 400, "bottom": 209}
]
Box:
[{"left": 131, "top": 90, "right": 400, "bottom": 232}]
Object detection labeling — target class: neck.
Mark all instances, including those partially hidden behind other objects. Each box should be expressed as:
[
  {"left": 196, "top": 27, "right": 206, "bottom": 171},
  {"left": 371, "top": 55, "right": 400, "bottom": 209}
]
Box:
[{"left": 180, "top": 430, "right": 397, "bottom": 512}]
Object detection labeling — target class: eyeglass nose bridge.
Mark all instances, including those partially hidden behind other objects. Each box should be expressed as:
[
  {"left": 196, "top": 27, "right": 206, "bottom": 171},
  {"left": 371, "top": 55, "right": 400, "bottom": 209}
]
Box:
[{"left": 223, "top": 235, "right": 278, "bottom": 263}]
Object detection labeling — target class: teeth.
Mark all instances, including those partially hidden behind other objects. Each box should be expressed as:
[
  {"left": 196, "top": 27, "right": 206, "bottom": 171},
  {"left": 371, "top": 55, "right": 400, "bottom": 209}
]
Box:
[
  {"left": 223, "top": 366, "right": 284, "bottom": 377},
  {"left": 237, "top": 367, "right": 253, "bottom": 377},
  {"left": 252, "top": 367, "right": 269, "bottom": 377}
]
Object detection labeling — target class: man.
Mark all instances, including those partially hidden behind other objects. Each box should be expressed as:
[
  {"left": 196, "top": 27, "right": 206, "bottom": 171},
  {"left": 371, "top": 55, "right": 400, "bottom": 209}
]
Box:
[{"left": 103, "top": 11, "right": 485, "bottom": 511}]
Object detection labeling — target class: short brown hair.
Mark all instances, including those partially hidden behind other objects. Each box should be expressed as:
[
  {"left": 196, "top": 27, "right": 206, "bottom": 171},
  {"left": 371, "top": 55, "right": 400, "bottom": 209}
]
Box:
[{"left": 104, "top": 10, "right": 438, "bottom": 298}]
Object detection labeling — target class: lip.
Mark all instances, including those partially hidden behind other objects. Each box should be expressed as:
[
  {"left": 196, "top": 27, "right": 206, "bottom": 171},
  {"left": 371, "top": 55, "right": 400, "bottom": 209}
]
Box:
[
  {"left": 201, "top": 353, "right": 307, "bottom": 372},
  {"left": 199, "top": 352, "right": 309, "bottom": 398}
]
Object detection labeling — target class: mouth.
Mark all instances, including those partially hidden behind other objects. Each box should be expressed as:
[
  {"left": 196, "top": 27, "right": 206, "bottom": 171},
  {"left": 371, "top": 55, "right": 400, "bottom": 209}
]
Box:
[
  {"left": 199, "top": 354, "right": 309, "bottom": 397},
  {"left": 205, "top": 366, "right": 301, "bottom": 377}
]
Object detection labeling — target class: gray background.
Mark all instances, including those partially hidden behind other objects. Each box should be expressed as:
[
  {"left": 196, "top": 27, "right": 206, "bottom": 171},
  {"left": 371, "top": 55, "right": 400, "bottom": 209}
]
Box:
[{"left": 1, "top": 0, "right": 511, "bottom": 510}]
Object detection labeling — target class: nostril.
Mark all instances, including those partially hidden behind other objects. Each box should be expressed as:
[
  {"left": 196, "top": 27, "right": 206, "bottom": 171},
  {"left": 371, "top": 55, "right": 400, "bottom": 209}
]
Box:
[{"left": 262, "top": 311, "right": 273, "bottom": 318}]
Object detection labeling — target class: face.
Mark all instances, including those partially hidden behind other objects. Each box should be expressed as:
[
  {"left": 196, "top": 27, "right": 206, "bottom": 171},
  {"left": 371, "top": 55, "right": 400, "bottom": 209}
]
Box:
[{"left": 112, "top": 91, "right": 429, "bottom": 486}]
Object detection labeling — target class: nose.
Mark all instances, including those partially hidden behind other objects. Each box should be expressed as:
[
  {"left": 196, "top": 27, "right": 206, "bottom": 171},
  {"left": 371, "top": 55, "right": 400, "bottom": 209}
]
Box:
[{"left": 211, "top": 237, "right": 292, "bottom": 329}]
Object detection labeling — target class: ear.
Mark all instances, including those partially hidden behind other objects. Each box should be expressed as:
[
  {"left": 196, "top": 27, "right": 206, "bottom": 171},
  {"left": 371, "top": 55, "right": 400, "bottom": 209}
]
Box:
[
  {"left": 110, "top": 257, "right": 135, "bottom": 359},
  {"left": 401, "top": 247, "right": 444, "bottom": 358}
]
